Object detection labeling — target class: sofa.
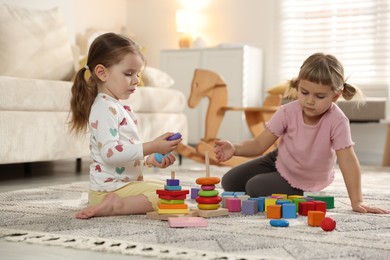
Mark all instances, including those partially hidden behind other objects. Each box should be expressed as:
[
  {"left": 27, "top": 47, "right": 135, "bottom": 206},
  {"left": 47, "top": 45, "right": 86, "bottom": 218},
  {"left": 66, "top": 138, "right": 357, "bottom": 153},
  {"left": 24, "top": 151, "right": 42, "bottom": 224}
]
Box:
[{"left": 0, "top": 4, "right": 188, "bottom": 167}]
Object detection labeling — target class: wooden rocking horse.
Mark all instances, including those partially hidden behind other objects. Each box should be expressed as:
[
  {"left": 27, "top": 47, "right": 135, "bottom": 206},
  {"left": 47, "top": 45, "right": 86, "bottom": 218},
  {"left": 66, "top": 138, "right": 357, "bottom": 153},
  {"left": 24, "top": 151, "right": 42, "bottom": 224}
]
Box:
[{"left": 175, "top": 69, "right": 282, "bottom": 166}]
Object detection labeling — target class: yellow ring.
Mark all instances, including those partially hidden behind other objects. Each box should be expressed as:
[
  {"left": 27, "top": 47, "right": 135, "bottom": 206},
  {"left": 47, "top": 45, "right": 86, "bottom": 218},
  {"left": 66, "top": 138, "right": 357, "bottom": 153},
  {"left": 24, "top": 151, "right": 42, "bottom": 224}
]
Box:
[{"left": 197, "top": 203, "right": 220, "bottom": 210}]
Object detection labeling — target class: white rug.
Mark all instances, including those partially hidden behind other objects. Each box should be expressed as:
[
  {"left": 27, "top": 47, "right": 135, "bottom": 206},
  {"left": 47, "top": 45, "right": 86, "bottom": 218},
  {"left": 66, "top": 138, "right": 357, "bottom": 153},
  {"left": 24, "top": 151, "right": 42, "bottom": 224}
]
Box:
[{"left": 1, "top": 164, "right": 390, "bottom": 260}]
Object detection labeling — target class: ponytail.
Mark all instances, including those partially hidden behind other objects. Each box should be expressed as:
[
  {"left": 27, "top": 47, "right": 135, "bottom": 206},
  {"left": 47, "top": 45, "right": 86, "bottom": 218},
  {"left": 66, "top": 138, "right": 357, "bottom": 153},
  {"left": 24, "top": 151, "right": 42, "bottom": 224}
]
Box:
[{"left": 68, "top": 66, "right": 98, "bottom": 135}]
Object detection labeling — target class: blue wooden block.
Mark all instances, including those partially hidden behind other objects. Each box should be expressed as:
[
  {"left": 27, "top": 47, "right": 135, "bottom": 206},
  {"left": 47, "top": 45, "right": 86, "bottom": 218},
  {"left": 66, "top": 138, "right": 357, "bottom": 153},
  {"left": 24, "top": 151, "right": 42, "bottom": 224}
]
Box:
[
  {"left": 242, "top": 200, "right": 258, "bottom": 215},
  {"left": 233, "top": 191, "right": 246, "bottom": 197},
  {"left": 164, "top": 185, "right": 182, "bottom": 191},
  {"left": 166, "top": 179, "right": 180, "bottom": 186},
  {"left": 282, "top": 203, "right": 297, "bottom": 219},
  {"left": 276, "top": 199, "right": 292, "bottom": 205},
  {"left": 221, "top": 191, "right": 235, "bottom": 197},
  {"left": 249, "top": 197, "right": 265, "bottom": 212}
]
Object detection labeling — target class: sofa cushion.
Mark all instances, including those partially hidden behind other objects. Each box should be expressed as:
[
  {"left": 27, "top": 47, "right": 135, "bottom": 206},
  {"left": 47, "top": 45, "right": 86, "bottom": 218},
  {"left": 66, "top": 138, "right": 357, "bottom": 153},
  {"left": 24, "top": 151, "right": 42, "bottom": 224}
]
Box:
[
  {"left": 0, "top": 4, "right": 74, "bottom": 81},
  {"left": 0, "top": 76, "right": 72, "bottom": 112},
  {"left": 337, "top": 98, "right": 387, "bottom": 122},
  {"left": 0, "top": 76, "right": 186, "bottom": 113},
  {"left": 141, "top": 66, "right": 175, "bottom": 88}
]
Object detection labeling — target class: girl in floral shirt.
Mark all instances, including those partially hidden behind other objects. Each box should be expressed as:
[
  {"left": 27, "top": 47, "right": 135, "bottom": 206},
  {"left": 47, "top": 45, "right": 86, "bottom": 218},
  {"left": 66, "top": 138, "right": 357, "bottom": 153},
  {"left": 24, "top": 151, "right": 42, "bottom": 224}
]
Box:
[{"left": 69, "top": 33, "right": 182, "bottom": 219}]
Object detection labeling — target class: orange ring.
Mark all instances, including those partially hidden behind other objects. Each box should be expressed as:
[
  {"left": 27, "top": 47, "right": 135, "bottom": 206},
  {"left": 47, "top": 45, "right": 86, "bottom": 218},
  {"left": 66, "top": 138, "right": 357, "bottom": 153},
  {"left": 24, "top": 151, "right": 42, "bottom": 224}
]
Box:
[{"left": 196, "top": 177, "right": 220, "bottom": 185}]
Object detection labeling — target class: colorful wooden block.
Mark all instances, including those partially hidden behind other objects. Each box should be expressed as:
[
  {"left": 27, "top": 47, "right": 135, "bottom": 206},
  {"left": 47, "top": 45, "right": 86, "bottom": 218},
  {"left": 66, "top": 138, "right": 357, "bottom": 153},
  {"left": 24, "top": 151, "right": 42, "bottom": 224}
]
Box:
[
  {"left": 197, "top": 203, "right": 220, "bottom": 210},
  {"left": 156, "top": 189, "right": 189, "bottom": 196},
  {"left": 308, "top": 195, "right": 335, "bottom": 209},
  {"left": 164, "top": 185, "right": 182, "bottom": 191},
  {"left": 158, "top": 202, "right": 188, "bottom": 209},
  {"left": 313, "top": 200, "right": 327, "bottom": 213},
  {"left": 242, "top": 199, "right": 258, "bottom": 215},
  {"left": 288, "top": 195, "right": 304, "bottom": 200},
  {"left": 265, "top": 197, "right": 278, "bottom": 212},
  {"left": 191, "top": 188, "right": 200, "bottom": 199},
  {"left": 226, "top": 197, "right": 241, "bottom": 212},
  {"left": 159, "top": 199, "right": 185, "bottom": 204},
  {"left": 282, "top": 203, "right": 297, "bottom": 219},
  {"left": 267, "top": 205, "right": 282, "bottom": 219},
  {"left": 221, "top": 191, "right": 235, "bottom": 197},
  {"left": 158, "top": 194, "right": 187, "bottom": 200},
  {"left": 146, "top": 210, "right": 197, "bottom": 220},
  {"left": 168, "top": 217, "right": 208, "bottom": 228},
  {"left": 249, "top": 197, "right": 265, "bottom": 212},
  {"left": 307, "top": 210, "right": 325, "bottom": 227},
  {"left": 298, "top": 201, "right": 316, "bottom": 216},
  {"left": 292, "top": 198, "right": 307, "bottom": 212},
  {"left": 276, "top": 199, "right": 292, "bottom": 205},
  {"left": 272, "top": 193, "right": 288, "bottom": 199},
  {"left": 158, "top": 208, "right": 190, "bottom": 214},
  {"left": 166, "top": 179, "right": 180, "bottom": 186},
  {"left": 233, "top": 191, "right": 246, "bottom": 197}
]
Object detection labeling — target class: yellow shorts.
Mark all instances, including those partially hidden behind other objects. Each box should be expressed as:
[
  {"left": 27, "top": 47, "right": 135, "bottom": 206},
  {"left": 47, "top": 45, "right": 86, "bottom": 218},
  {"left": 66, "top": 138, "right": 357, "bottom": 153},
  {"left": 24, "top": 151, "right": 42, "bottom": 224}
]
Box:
[{"left": 88, "top": 179, "right": 164, "bottom": 210}]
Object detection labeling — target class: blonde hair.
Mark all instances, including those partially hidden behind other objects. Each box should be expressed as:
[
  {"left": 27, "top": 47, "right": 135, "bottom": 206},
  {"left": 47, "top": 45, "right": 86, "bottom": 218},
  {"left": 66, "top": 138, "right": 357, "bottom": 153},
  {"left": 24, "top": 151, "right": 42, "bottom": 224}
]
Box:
[
  {"left": 68, "top": 33, "right": 145, "bottom": 135},
  {"left": 285, "top": 53, "right": 364, "bottom": 104}
]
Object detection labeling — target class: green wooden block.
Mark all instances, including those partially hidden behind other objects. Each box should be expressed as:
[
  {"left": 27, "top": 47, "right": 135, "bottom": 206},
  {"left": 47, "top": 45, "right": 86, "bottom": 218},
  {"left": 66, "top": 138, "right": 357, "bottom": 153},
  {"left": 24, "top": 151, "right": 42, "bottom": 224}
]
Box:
[
  {"left": 308, "top": 195, "right": 334, "bottom": 209},
  {"left": 292, "top": 198, "right": 306, "bottom": 212},
  {"left": 159, "top": 199, "right": 185, "bottom": 204}
]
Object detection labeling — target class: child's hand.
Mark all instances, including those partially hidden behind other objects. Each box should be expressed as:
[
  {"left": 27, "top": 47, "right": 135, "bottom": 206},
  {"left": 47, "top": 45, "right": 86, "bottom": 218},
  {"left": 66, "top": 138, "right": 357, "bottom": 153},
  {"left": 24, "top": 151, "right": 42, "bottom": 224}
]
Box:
[
  {"left": 148, "top": 152, "right": 176, "bottom": 168},
  {"left": 352, "top": 202, "right": 389, "bottom": 214},
  {"left": 144, "top": 132, "right": 182, "bottom": 156},
  {"left": 214, "top": 139, "right": 235, "bottom": 162}
]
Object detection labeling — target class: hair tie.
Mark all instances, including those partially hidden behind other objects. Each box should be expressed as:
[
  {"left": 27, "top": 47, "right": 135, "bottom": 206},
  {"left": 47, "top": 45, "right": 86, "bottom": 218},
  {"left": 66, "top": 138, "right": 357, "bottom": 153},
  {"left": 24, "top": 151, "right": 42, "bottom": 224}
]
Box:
[
  {"left": 343, "top": 82, "right": 347, "bottom": 87},
  {"left": 84, "top": 65, "right": 89, "bottom": 70}
]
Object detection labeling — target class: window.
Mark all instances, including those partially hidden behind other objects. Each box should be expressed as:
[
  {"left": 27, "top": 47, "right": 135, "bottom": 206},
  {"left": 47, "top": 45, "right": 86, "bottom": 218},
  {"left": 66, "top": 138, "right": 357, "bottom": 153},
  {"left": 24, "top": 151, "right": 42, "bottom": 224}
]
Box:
[{"left": 274, "top": 0, "right": 390, "bottom": 89}]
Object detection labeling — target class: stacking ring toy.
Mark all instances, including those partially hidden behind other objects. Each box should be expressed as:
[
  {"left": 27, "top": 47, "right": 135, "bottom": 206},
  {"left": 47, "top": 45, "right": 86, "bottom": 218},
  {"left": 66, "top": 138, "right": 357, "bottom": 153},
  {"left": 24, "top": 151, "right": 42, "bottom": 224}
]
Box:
[
  {"left": 198, "top": 190, "right": 219, "bottom": 197},
  {"left": 196, "top": 177, "right": 220, "bottom": 185},
  {"left": 196, "top": 196, "right": 222, "bottom": 204},
  {"left": 201, "top": 185, "right": 215, "bottom": 191},
  {"left": 197, "top": 203, "right": 220, "bottom": 210}
]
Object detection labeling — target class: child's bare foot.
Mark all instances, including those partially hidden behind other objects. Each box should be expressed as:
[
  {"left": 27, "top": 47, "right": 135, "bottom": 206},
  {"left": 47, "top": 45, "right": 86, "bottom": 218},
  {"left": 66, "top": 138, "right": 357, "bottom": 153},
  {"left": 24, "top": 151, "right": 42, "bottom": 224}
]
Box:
[{"left": 76, "top": 192, "right": 118, "bottom": 219}]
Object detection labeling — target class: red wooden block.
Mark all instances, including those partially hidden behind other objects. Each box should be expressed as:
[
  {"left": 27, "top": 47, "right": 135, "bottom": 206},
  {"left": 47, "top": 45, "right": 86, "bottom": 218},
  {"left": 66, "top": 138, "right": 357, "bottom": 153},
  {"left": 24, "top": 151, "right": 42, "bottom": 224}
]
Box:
[
  {"left": 159, "top": 194, "right": 187, "bottom": 200},
  {"left": 313, "top": 200, "right": 327, "bottom": 213},
  {"left": 156, "top": 189, "right": 189, "bottom": 196},
  {"left": 298, "top": 201, "right": 315, "bottom": 216}
]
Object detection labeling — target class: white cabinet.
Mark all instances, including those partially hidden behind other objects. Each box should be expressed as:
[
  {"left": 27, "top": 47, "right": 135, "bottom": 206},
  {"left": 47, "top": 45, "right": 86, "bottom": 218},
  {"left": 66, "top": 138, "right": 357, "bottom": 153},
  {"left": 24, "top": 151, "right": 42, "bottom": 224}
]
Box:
[{"left": 161, "top": 46, "right": 263, "bottom": 144}]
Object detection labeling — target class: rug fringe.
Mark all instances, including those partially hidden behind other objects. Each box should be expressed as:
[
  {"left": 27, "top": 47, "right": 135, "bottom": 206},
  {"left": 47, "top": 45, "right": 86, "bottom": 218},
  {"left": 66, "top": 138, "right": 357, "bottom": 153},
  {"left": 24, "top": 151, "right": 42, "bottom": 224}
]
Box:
[{"left": 0, "top": 228, "right": 281, "bottom": 260}]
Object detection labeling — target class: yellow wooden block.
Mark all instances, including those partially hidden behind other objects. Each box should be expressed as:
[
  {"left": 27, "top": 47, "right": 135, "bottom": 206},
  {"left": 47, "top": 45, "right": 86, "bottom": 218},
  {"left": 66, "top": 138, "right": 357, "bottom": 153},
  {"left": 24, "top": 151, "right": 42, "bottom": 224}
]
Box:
[
  {"left": 265, "top": 197, "right": 277, "bottom": 212},
  {"left": 158, "top": 208, "right": 190, "bottom": 214},
  {"left": 288, "top": 195, "right": 304, "bottom": 200}
]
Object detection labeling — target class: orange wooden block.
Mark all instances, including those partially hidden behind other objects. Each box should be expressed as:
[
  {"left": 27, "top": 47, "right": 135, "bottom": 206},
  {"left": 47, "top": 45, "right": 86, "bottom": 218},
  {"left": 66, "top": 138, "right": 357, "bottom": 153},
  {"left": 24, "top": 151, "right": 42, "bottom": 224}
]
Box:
[
  {"left": 267, "top": 205, "right": 282, "bottom": 219},
  {"left": 157, "top": 202, "right": 188, "bottom": 209},
  {"left": 307, "top": 210, "right": 325, "bottom": 227}
]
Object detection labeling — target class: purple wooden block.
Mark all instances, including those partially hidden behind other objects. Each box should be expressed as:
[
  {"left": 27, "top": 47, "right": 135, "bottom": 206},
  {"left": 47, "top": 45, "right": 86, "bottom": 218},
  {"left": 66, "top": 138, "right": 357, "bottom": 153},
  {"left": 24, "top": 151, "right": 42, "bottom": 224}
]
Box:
[
  {"left": 226, "top": 198, "right": 241, "bottom": 212},
  {"left": 242, "top": 199, "right": 258, "bottom": 215},
  {"left": 166, "top": 179, "right": 180, "bottom": 186},
  {"left": 191, "top": 188, "right": 200, "bottom": 199}
]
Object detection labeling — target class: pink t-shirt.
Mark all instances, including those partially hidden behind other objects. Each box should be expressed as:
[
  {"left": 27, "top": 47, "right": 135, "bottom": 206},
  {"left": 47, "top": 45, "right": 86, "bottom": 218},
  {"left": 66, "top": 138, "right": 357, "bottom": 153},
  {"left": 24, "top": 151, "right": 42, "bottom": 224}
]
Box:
[{"left": 266, "top": 100, "right": 354, "bottom": 191}]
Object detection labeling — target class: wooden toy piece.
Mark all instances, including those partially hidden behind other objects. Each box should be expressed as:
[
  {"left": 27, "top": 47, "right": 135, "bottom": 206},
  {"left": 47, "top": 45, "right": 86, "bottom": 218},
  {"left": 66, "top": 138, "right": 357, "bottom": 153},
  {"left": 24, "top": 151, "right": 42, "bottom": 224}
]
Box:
[
  {"left": 221, "top": 191, "right": 235, "bottom": 197},
  {"left": 226, "top": 197, "right": 241, "bottom": 212},
  {"left": 313, "top": 200, "right": 327, "bottom": 213},
  {"left": 272, "top": 193, "right": 288, "bottom": 200},
  {"left": 282, "top": 203, "right": 297, "bottom": 219},
  {"left": 156, "top": 189, "right": 189, "bottom": 196},
  {"left": 146, "top": 210, "right": 197, "bottom": 221},
  {"left": 308, "top": 195, "right": 335, "bottom": 209},
  {"left": 196, "top": 196, "right": 222, "bottom": 204},
  {"left": 307, "top": 210, "right": 325, "bottom": 227},
  {"left": 270, "top": 219, "right": 289, "bottom": 227},
  {"left": 249, "top": 197, "right": 265, "bottom": 212},
  {"left": 292, "top": 198, "right": 306, "bottom": 212},
  {"left": 201, "top": 185, "right": 215, "bottom": 191},
  {"left": 196, "top": 208, "right": 229, "bottom": 218},
  {"left": 167, "top": 132, "right": 182, "bottom": 141},
  {"left": 298, "top": 201, "right": 316, "bottom": 216},
  {"left": 197, "top": 203, "right": 220, "bottom": 210},
  {"left": 191, "top": 188, "right": 200, "bottom": 199},
  {"left": 276, "top": 199, "right": 292, "bottom": 205},
  {"left": 267, "top": 205, "right": 282, "bottom": 219},
  {"left": 168, "top": 217, "right": 208, "bottom": 228},
  {"left": 242, "top": 200, "right": 258, "bottom": 215},
  {"left": 160, "top": 199, "right": 185, "bottom": 204},
  {"left": 321, "top": 217, "right": 336, "bottom": 231},
  {"left": 159, "top": 194, "right": 187, "bottom": 200},
  {"left": 158, "top": 202, "right": 188, "bottom": 209},
  {"left": 198, "top": 190, "right": 219, "bottom": 197},
  {"left": 288, "top": 195, "right": 304, "bottom": 200},
  {"left": 196, "top": 177, "right": 220, "bottom": 185},
  {"left": 233, "top": 191, "right": 246, "bottom": 197},
  {"left": 158, "top": 208, "right": 190, "bottom": 214},
  {"left": 265, "top": 197, "right": 278, "bottom": 212},
  {"left": 164, "top": 185, "right": 182, "bottom": 191}
]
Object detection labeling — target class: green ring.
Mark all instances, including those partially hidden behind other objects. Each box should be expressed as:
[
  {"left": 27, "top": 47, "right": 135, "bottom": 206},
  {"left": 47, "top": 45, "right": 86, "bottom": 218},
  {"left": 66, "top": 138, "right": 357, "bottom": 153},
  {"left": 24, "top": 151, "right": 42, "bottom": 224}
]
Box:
[{"left": 198, "top": 190, "right": 219, "bottom": 197}]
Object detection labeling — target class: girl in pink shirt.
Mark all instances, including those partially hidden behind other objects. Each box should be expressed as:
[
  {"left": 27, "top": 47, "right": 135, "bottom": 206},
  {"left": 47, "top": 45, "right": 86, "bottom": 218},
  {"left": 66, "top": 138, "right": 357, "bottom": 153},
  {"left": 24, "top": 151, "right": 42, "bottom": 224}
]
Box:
[{"left": 215, "top": 53, "right": 388, "bottom": 214}]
